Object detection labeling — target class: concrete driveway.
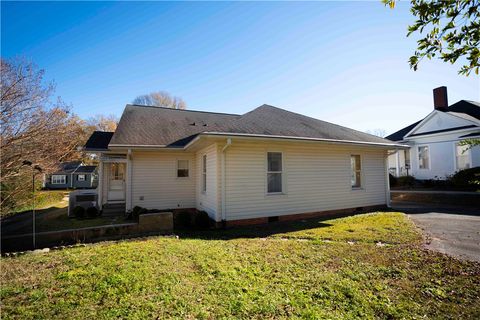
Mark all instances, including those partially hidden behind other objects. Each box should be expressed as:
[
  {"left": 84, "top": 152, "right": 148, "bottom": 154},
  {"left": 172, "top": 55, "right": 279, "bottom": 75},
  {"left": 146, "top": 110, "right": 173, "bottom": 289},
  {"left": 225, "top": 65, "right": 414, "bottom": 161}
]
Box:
[{"left": 392, "top": 202, "right": 480, "bottom": 262}]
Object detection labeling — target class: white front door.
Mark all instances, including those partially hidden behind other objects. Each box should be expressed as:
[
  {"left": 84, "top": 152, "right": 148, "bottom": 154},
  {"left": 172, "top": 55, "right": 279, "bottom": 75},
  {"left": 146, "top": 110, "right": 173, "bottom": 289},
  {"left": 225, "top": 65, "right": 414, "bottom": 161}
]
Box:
[{"left": 108, "top": 163, "right": 125, "bottom": 201}]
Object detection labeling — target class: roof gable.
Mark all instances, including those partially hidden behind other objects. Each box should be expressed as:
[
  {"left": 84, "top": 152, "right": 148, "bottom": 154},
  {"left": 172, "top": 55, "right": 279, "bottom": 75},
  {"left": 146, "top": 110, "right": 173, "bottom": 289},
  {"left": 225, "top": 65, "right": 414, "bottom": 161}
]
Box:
[
  {"left": 406, "top": 110, "right": 479, "bottom": 138},
  {"left": 386, "top": 100, "right": 480, "bottom": 142}
]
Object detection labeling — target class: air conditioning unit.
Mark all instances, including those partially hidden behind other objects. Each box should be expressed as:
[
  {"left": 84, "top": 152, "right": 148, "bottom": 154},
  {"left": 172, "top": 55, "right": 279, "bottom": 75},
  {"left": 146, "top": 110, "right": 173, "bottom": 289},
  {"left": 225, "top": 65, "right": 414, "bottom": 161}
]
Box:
[{"left": 68, "top": 189, "right": 98, "bottom": 217}]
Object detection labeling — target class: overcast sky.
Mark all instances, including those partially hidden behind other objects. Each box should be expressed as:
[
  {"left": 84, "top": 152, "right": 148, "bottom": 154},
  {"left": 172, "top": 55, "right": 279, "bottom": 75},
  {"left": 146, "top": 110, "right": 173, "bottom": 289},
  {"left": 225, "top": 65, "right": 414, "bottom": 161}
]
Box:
[{"left": 2, "top": 1, "right": 479, "bottom": 134}]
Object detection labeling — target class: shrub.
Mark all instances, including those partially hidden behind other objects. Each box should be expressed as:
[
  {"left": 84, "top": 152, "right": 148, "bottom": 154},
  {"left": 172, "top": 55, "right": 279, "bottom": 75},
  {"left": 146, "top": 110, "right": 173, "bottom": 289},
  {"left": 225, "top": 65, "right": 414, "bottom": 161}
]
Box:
[
  {"left": 194, "top": 211, "right": 211, "bottom": 229},
  {"left": 175, "top": 211, "right": 192, "bottom": 228},
  {"left": 397, "top": 175, "right": 415, "bottom": 188},
  {"left": 86, "top": 206, "right": 99, "bottom": 218},
  {"left": 128, "top": 206, "right": 147, "bottom": 221},
  {"left": 72, "top": 206, "right": 85, "bottom": 219},
  {"left": 450, "top": 167, "right": 480, "bottom": 189},
  {"left": 389, "top": 174, "right": 397, "bottom": 187}
]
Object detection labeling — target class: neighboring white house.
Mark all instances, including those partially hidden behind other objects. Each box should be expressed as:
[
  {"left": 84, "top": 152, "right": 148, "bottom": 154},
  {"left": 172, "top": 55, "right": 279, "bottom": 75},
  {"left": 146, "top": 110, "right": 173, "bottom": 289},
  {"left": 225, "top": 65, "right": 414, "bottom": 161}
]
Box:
[
  {"left": 85, "top": 104, "right": 404, "bottom": 225},
  {"left": 387, "top": 86, "right": 480, "bottom": 180}
]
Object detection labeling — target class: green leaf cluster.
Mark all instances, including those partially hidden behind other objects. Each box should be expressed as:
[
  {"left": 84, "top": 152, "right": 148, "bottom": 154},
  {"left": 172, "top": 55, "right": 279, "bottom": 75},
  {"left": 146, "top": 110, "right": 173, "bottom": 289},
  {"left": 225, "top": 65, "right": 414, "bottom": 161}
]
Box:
[{"left": 384, "top": 0, "right": 479, "bottom": 75}]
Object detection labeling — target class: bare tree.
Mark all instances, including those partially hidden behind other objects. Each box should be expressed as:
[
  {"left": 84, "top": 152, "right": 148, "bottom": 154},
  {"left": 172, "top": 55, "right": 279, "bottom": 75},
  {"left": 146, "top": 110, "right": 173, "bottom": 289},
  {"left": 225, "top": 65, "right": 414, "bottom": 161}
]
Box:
[
  {"left": 132, "top": 91, "right": 186, "bottom": 109},
  {"left": 1, "top": 58, "right": 85, "bottom": 215},
  {"left": 366, "top": 129, "right": 388, "bottom": 138},
  {"left": 86, "top": 114, "right": 118, "bottom": 132}
]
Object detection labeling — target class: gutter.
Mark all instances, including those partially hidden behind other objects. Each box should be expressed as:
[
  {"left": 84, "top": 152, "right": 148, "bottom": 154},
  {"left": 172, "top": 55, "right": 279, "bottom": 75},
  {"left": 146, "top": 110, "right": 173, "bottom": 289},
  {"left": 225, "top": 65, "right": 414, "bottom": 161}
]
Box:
[
  {"left": 221, "top": 138, "right": 232, "bottom": 223},
  {"left": 200, "top": 132, "right": 409, "bottom": 148},
  {"left": 107, "top": 132, "right": 408, "bottom": 151}
]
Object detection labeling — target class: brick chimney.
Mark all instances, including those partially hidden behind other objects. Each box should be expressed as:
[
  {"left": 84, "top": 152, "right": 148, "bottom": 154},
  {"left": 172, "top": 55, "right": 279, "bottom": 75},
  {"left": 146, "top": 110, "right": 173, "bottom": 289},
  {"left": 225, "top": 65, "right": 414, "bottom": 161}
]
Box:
[{"left": 433, "top": 86, "right": 448, "bottom": 110}]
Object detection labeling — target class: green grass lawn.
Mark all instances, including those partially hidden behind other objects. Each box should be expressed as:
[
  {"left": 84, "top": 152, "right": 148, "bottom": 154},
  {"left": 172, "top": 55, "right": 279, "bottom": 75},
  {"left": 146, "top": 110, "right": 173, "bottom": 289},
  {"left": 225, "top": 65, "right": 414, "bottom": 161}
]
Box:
[
  {"left": 1, "top": 212, "right": 479, "bottom": 319},
  {"left": 11, "top": 190, "right": 68, "bottom": 214}
]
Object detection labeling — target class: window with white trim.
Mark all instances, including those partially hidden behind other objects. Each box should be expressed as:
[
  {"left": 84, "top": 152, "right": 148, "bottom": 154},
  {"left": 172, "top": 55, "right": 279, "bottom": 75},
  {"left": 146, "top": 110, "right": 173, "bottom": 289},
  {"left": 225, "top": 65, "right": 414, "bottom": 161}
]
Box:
[
  {"left": 418, "top": 146, "right": 430, "bottom": 169},
  {"left": 351, "top": 155, "right": 361, "bottom": 188},
  {"left": 267, "top": 152, "right": 283, "bottom": 193},
  {"left": 202, "top": 155, "right": 207, "bottom": 193},
  {"left": 455, "top": 143, "right": 471, "bottom": 170},
  {"left": 52, "top": 175, "right": 66, "bottom": 184},
  {"left": 77, "top": 174, "right": 86, "bottom": 181},
  {"left": 177, "top": 160, "right": 189, "bottom": 177}
]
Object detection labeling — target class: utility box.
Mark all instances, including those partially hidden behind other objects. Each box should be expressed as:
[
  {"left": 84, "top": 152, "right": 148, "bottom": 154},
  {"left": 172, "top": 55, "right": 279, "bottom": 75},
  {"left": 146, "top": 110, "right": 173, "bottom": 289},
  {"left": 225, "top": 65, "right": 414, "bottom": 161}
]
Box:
[{"left": 68, "top": 189, "right": 98, "bottom": 217}]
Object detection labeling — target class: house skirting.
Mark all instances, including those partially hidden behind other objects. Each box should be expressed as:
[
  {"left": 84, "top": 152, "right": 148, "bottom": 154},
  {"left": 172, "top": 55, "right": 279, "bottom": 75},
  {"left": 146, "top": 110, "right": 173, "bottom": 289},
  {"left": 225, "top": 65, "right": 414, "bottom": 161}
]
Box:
[{"left": 223, "top": 204, "right": 388, "bottom": 227}]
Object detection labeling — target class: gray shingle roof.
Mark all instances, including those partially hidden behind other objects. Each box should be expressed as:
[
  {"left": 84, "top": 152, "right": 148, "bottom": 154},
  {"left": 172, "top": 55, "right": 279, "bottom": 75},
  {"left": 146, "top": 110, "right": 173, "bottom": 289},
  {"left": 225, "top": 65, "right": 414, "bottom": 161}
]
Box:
[
  {"left": 214, "top": 104, "right": 392, "bottom": 144},
  {"left": 109, "top": 105, "right": 240, "bottom": 147},
  {"left": 108, "top": 104, "right": 395, "bottom": 147}
]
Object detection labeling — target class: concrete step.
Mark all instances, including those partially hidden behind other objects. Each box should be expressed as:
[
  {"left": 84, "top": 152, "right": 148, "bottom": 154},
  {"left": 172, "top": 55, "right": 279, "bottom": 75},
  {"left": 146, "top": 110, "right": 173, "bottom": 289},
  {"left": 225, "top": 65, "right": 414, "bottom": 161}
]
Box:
[{"left": 102, "top": 203, "right": 126, "bottom": 216}]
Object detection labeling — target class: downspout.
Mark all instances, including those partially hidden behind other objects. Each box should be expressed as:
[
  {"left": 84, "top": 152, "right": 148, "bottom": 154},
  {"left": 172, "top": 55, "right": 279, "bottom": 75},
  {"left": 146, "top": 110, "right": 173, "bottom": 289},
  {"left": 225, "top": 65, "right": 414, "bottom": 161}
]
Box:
[
  {"left": 221, "top": 138, "right": 232, "bottom": 224},
  {"left": 98, "top": 160, "right": 104, "bottom": 210},
  {"left": 385, "top": 150, "right": 392, "bottom": 208},
  {"left": 126, "top": 149, "right": 132, "bottom": 213}
]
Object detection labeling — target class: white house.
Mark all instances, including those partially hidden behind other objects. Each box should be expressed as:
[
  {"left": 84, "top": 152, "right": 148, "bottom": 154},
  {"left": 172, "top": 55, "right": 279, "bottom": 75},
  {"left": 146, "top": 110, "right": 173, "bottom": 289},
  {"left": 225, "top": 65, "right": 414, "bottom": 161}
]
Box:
[
  {"left": 387, "top": 87, "right": 480, "bottom": 180},
  {"left": 85, "top": 104, "right": 404, "bottom": 225}
]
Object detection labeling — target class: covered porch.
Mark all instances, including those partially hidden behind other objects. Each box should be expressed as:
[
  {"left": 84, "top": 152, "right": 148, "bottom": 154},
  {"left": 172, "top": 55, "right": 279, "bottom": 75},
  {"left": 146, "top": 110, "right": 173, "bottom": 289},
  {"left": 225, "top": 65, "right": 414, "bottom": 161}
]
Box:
[{"left": 98, "top": 153, "right": 132, "bottom": 213}]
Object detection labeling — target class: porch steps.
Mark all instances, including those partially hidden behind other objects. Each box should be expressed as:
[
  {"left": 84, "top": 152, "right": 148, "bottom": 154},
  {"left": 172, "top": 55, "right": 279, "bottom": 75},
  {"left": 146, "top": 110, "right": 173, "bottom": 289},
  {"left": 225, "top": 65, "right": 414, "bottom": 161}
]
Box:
[{"left": 102, "top": 203, "right": 126, "bottom": 217}]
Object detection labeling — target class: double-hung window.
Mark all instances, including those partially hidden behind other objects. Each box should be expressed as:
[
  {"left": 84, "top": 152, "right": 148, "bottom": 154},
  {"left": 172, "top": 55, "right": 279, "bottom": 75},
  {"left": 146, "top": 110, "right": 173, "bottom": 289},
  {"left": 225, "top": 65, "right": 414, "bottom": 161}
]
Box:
[
  {"left": 418, "top": 146, "right": 430, "bottom": 169},
  {"left": 177, "top": 160, "right": 189, "bottom": 177},
  {"left": 52, "top": 175, "right": 66, "bottom": 184},
  {"left": 455, "top": 143, "right": 471, "bottom": 170},
  {"left": 77, "top": 174, "right": 86, "bottom": 181},
  {"left": 202, "top": 155, "right": 207, "bottom": 193},
  {"left": 267, "top": 152, "right": 283, "bottom": 193},
  {"left": 351, "top": 155, "right": 361, "bottom": 188}
]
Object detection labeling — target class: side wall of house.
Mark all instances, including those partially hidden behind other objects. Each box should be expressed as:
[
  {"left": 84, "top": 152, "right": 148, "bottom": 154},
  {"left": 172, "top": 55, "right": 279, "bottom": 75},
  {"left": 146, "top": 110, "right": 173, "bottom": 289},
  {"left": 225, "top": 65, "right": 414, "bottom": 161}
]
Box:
[
  {"left": 73, "top": 173, "right": 94, "bottom": 188},
  {"left": 195, "top": 143, "right": 220, "bottom": 220},
  {"left": 45, "top": 174, "right": 70, "bottom": 189},
  {"left": 223, "top": 140, "right": 388, "bottom": 221},
  {"left": 131, "top": 151, "right": 196, "bottom": 210},
  {"left": 407, "top": 130, "right": 479, "bottom": 180}
]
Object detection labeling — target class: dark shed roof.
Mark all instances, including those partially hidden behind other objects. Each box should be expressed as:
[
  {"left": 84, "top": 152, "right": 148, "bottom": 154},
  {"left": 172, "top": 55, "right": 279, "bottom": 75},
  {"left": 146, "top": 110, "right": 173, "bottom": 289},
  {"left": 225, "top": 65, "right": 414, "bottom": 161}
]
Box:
[
  {"left": 53, "top": 161, "right": 82, "bottom": 174},
  {"left": 84, "top": 131, "right": 114, "bottom": 151},
  {"left": 385, "top": 120, "right": 422, "bottom": 142},
  {"left": 75, "top": 166, "right": 97, "bottom": 173},
  {"left": 107, "top": 104, "right": 395, "bottom": 147},
  {"left": 448, "top": 100, "right": 480, "bottom": 120}
]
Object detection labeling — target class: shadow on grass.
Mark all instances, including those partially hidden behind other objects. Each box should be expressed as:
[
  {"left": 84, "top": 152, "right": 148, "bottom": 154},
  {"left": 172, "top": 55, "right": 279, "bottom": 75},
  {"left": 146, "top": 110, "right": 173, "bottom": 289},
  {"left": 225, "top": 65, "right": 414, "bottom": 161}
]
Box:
[
  {"left": 1, "top": 206, "right": 68, "bottom": 236},
  {"left": 175, "top": 216, "right": 337, "bottom": 241}
]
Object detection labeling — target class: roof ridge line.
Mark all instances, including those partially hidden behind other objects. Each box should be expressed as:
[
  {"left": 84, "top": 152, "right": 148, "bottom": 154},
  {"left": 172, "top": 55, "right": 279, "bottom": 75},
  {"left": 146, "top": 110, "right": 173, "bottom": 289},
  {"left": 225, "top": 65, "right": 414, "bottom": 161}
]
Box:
[{"left": 126, "top": 104, "right": 241, "bottom": 116}]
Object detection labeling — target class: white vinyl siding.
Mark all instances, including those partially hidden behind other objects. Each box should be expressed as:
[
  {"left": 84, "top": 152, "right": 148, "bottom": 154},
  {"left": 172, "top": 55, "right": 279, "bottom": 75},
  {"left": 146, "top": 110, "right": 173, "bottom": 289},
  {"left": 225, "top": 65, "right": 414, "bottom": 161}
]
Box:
[
  {"left": 131, "top": 151, "right": 195, "bottom": 209},
  {"left": 52, "top": 175, "right": 66, "bottom": 184},
  {"left": 196, "top": 144, "right": 220, "bottom": 220},
  {"left": 224, "top": 141, "right": 387, "bottom": 221}
]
